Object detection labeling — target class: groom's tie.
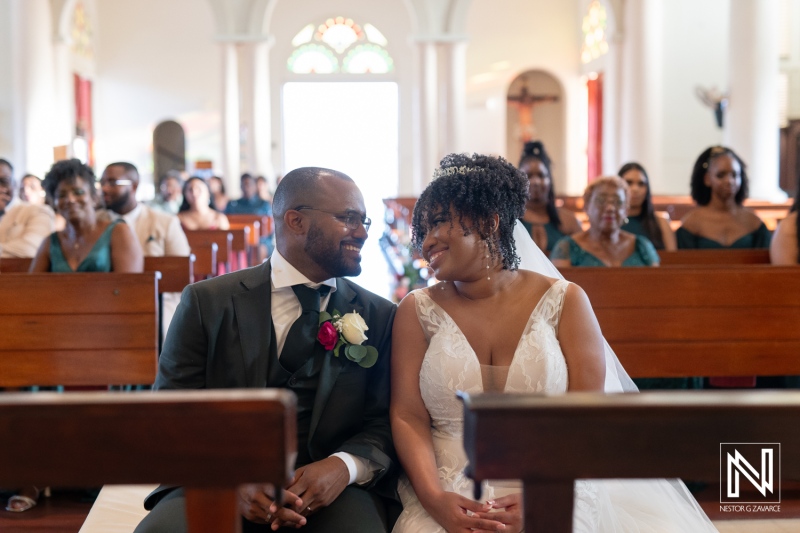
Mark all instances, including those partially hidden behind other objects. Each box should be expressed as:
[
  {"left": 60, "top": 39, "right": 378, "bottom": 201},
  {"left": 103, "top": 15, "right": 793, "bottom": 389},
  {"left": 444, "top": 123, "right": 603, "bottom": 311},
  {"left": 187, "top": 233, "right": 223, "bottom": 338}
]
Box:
[{"left": 281, "top": 284, "right": 331, "bottom": 373}]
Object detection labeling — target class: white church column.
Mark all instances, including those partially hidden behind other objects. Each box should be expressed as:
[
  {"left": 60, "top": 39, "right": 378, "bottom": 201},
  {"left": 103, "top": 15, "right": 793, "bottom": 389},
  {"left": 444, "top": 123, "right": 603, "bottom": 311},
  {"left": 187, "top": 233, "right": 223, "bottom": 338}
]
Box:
[
  {"left": 413, "top": 40, "right": 439, "bottom": 189},
  {"left": 52, "top": 37, "right": 74, "bottom": 153},
  {"left": 616, "top": 0, "right": 662, "bottom": 182},
  {"left": 220, "top": 41, "right": 241, "bottom": 193},
  {"left": 439, "top": 39, "right": 468, "bottom": 157},
  {"left": 240, "top": 37, "right": 275, "bottom": 181},
  {"left": 724, "top": 0, "right": 783, "bottom": 200}
]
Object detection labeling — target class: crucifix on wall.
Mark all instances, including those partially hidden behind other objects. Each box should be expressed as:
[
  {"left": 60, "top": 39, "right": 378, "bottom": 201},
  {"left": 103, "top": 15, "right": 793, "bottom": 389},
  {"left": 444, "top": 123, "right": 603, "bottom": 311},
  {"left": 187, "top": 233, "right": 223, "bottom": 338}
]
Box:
[{"left": 507, "top": 84, "right": 560, "bottom": 143}]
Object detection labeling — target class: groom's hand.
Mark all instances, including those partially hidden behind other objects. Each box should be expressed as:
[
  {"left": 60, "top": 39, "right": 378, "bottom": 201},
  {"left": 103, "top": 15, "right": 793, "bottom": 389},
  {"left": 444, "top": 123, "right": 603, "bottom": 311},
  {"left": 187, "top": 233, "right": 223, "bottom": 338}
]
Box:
[
  {"left": 238, "top": 484, "right": 304, "bottom": 526},
  {"left": 286, "top": 456, "right": 350, "bottom": 513}
]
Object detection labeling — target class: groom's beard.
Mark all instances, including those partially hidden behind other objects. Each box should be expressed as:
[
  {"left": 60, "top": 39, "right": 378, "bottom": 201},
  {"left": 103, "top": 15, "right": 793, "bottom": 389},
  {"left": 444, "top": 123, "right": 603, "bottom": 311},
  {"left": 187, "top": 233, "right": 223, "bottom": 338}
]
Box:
[{"left": 305, "top": 223, "right": 363, "bottom": 278}]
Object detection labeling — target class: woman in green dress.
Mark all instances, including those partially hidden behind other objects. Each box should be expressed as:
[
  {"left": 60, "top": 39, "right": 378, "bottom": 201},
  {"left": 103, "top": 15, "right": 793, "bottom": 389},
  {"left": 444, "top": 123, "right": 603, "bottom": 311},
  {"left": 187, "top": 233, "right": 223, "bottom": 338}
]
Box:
[
  {"left": 518, "top": 141, "right": 581, "bottom": 254},
  {"left": 618, "top": 162, "right": 676, "bottom": 251},
  {"left": 29, "top": 159, "right": 142, "bottom": 274},
  {"left": 677, "top": 146, "right": 771, "bottom": 249},
  {"left": 9, "top": 160, "right": 142, "bottom": 512},
  {"left": 550, "top": 176, "right": 659, "bottom": 268}
]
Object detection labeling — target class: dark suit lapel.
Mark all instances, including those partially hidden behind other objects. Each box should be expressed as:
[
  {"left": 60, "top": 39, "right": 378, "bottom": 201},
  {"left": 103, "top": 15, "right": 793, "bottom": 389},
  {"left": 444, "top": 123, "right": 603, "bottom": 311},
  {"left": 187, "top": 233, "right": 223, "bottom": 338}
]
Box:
[
  {"left": 309, "top": 278, "right": 362, "bottom": 440},
  {"left": 232, "top": 262, "right": 273, "bottom": 387}
]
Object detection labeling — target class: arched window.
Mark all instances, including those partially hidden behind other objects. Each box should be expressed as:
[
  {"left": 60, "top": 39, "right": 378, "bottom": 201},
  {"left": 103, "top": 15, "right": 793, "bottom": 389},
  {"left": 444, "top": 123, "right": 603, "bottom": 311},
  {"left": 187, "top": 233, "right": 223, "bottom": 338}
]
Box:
[
  {"left": 581, "top": 0, "right": 609, "bottom": 64},
  {"left": 287, "top": 17, "right": 393, "bottom": 74}
]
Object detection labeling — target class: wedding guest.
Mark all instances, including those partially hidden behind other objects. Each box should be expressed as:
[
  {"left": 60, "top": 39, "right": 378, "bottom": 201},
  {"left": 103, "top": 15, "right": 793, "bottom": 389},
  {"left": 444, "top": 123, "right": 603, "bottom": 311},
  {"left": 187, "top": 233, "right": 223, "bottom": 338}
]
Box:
[
  {"left": 618, "top": 162, "right": 676, "bottom": 250},
  {"left": 390, "top": 153, "right": 715, "bottom": 532},
  {"left": 208, "top": 175, "right": 229, "bottom": 212},
  {"left": 225, "top": 173, "right": 273, "bottom": 216},
  {"left": 257, "top": 175, "right": 272, "bottom": 202},
  {"left": 100, "top": 161, "right": 191, "bottom": 338},
  {"left": 178, "top": 177, "right": 229, "bottom": 231},
  {"left": 551, "top": 176, "right": 659, "bottom": 267},
  {"left": 30, "top": 159, "right": 143, "bottom": 273},
  {"left": 18, "top": 174, "right": 47, "bottom": 205},
  {"left": 770, "top": 192, "right": 798, "bottom": 265},
  {"left": 518, "top": 141, "right": 581, "bottom": 253},
  {"left": 0, "top": 159, "right": 55, "bottom": 259},
  {"left": 150, "top": 171, "right": 185, "bottom": 215},
  {"left": 677, "top": 146, "right": 770, "bottom": 249},
  {"left": 10, "top": 159, "right": 142, "bottom": 512}
]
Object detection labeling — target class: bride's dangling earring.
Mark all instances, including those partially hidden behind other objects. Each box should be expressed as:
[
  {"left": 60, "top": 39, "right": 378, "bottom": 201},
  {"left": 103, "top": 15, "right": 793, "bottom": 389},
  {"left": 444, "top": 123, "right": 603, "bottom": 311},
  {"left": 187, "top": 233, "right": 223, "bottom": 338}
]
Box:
[{"left": 485, "top": 241, "right": 491, "bottom": 281}]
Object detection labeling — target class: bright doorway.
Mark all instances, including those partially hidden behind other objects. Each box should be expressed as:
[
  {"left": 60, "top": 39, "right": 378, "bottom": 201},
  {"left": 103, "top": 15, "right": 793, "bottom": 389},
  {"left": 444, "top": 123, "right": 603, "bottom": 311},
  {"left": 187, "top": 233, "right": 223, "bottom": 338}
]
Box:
[{"left": 282, "top": 81, "right": 399, "bottom": 297}]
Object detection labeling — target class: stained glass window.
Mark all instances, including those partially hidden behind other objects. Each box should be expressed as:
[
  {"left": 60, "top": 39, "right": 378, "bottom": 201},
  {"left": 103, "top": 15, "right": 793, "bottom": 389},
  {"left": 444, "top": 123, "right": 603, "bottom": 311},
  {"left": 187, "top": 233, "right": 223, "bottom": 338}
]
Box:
[
  {"left": 581, "top": 0, "right": 609, "bottom": 64},
  {"left": 71, "top": 1, "right": 94, "bottom": 60},
  {"left": 287, "top": 16, "right": 393, "bottom": 74}
]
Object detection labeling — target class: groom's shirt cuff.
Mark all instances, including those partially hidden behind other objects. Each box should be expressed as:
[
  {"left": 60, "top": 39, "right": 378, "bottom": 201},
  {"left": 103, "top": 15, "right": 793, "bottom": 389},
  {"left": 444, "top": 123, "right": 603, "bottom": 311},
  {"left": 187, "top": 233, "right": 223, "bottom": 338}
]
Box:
[{"left": 330, "top": 452, "right": 379, "bottom": 485}]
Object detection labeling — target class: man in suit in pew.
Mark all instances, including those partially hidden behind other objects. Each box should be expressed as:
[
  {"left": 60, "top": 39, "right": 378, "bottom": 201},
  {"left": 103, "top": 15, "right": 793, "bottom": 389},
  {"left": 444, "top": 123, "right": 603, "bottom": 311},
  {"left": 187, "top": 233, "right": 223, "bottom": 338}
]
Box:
[
  {"left": 136, "top": 167, "right": 398, "bottom": 533},
  {"left": 100, "top": 162, "right": 190, "bottom": 336}
]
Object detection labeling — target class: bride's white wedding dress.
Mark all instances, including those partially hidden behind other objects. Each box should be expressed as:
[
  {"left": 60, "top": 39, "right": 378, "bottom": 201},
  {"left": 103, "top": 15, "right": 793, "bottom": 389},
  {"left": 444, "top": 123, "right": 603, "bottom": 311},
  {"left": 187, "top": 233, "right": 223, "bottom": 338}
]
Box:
[{"left": 392, "top": 281, "right": 717, "bottom": 533}]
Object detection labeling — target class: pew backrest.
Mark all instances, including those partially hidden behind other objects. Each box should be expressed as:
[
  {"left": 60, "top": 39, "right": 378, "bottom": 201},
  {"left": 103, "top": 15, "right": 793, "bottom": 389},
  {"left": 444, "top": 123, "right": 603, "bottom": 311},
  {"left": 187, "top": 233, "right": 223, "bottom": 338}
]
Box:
[
  {"left": 659, "top": 249, "right": 771, "bottom": 265},
  {"left": 185, "top": 230, "right": 232, "bottom": 276},
  {"left": 144, "top": 255, "right": 195, "bottom": 293},
  {"left": 0, "top": 272, "right": 159, "bottom": 387},
  {"left": 560, "top": 265, "right": 800, "bottom": 377},
  {"left": 0, "top": 390, "right": 297, "bottom": 533},
  {"left": 461, "top": 391, "right": 800, "bottom": 533}
]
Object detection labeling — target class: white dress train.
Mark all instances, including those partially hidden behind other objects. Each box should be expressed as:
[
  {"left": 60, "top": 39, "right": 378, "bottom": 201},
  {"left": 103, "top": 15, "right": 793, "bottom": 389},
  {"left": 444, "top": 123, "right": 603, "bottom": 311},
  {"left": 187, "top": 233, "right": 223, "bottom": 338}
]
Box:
[{"left": 392, "top": 283, "right": 717, "bottom": 533}]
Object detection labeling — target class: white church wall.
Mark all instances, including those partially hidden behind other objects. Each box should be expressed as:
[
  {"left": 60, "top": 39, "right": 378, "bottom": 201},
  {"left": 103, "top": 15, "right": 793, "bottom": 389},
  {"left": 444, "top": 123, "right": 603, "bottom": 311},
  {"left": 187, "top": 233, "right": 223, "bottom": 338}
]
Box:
[
  {"left": 462, "top": 0, "right": 585, "bottom": 195},
  {"left": 266, "top": 0, "right": 414, "bottom": 196},
  {"left": 658, "top": 0, "right": 729, "bottom": 196},
  {"left": 0, "top": 0, "right": 58, "bottom": 178},
  {"left": 94, "top": 0, "right": 221, "bottom": 195}
]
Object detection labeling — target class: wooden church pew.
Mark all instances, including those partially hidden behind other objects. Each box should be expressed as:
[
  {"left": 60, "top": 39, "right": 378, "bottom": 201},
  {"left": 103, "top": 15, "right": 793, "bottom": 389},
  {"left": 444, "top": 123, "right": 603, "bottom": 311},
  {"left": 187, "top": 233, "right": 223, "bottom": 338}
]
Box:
[
  {"left": 0, "top": 390, "right": 297, "bottom": 533},
  {"left": 461, "top": 390, "right": 800, "bottom": 533},
  {"left": 560, "top": 266, "right": 800, "bottom": 378},
  {"left": 0, "top": 273, "right": 159, "bottom": 387},
  {"left": 659, "top": 249, "right": 771, "bottom": 265},
  {"left": 185, "top": 230, "right": 233, "bottom": 277}
]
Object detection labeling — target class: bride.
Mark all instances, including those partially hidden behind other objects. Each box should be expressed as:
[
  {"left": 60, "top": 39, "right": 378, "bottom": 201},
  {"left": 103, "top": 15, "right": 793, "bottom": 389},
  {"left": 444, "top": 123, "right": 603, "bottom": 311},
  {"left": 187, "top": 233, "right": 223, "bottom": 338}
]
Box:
[{"left": 390, "top": 153, "right": 717, "bottom": 533}]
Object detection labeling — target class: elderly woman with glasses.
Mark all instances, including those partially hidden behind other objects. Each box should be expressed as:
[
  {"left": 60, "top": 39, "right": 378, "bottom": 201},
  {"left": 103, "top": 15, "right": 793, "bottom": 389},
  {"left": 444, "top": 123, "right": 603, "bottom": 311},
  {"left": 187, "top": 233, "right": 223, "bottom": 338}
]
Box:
[{"left": 550, "top": 176, "right": 660, "bottom": 268}]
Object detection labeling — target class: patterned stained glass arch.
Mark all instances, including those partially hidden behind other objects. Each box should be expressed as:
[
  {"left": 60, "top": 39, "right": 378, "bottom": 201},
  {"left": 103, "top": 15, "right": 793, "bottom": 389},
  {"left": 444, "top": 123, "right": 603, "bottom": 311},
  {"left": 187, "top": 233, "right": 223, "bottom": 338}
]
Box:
[
  {"left": 288, "top": 16, "right": 393, "bottom": 74},
  {"left": 581, "top": 0, "right": 609, "bottom": 64}
]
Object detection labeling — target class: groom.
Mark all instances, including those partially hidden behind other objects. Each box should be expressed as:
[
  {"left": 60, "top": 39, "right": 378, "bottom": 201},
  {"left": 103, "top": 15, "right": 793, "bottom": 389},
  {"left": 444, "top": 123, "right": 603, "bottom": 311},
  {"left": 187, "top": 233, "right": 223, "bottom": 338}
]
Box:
[{"left": 135, "top": 168, "right": 398, "bottom": 532}]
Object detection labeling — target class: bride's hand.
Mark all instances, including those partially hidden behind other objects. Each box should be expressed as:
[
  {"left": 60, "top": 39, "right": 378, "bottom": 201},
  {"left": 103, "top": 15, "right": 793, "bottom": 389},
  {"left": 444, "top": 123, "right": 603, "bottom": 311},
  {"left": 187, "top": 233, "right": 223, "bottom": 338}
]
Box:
[
  {"left": 473, "top": 494, "right": 523, "bottom": 533},
  {"left": 425, "top": 491, "right": 506, "bottom": 532}
]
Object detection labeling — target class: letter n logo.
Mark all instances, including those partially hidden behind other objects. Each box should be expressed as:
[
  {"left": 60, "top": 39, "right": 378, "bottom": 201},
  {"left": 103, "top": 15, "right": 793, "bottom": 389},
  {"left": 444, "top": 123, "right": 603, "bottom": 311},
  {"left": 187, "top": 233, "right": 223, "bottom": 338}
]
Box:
[{"left": 720, "top": 443, "right": 780, "bottom": 504}]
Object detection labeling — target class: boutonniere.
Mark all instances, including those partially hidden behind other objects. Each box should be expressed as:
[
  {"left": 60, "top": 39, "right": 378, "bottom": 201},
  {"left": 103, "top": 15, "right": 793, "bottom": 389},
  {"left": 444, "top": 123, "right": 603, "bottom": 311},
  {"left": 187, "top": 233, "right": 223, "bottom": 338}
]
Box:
[{"left": 317, "top": 310, "right": 379, "bottom": 368}]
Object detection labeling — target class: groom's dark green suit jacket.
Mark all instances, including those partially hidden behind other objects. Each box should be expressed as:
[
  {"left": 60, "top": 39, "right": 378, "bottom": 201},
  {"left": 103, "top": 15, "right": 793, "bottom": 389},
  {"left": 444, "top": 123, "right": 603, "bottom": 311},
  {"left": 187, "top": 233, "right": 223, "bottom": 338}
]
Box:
[{"left": 145, "top": 260, "right": 399, "bottom": 507}]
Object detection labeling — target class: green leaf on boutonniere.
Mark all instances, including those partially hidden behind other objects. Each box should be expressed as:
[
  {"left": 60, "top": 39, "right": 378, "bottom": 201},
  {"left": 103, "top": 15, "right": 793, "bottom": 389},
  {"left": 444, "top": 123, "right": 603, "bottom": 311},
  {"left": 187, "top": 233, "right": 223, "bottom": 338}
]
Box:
[
  {"left": 333, "top": 338, "right": 345, "bottom": 357},
  {"left": 319, "top": 311, "right": 332, "bottom": 324},
  {"left": 345, "top": 343, "right": 367, "bottom": 362},
  {"left": 360, "top": 346, "right": 378, "bottom": 368}
]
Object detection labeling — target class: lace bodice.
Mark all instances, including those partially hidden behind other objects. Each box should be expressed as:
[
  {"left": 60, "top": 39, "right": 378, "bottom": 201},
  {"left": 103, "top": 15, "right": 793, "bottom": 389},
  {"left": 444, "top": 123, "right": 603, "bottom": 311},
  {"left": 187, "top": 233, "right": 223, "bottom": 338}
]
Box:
[{"left": 413, "top": 280, "right": 569, "bottom": 439}]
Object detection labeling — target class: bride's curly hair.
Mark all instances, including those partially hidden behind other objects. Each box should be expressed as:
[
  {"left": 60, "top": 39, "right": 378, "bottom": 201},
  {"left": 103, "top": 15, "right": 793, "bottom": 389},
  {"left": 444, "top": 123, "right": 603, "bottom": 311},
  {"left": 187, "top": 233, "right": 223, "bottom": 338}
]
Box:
[{"left": 411, "top": 153, "right": 528, "bottom": 271}]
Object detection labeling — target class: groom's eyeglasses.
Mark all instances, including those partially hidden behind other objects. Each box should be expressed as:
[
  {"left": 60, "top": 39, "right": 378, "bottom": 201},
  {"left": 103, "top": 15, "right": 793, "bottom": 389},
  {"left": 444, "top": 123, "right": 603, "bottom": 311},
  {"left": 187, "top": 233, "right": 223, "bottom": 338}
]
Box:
[{"left": 294, "top": 207, "right": 372, "bottom": 232}]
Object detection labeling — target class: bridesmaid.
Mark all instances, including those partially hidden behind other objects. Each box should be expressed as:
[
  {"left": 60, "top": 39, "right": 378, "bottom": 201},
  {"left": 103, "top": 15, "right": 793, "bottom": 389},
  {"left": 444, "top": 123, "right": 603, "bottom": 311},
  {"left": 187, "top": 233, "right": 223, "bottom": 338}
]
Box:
[
  {"left": 677, "top": 146, "right": 770, "bottom": 249},
  {"left": 518, "top": 141, "right": 581, "bottom": 253},
  {"left": 618, "top": 162, "right": 676, "bottom": 251}
]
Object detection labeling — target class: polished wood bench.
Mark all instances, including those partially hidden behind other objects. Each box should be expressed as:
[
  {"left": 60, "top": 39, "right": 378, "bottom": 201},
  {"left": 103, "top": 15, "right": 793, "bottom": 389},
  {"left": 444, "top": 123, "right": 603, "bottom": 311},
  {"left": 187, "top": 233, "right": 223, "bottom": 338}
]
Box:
[
  {"left": 185, "top": 230, "right": 233, "bottom": 277},
  {"left": 560, "top": 266, "right": 800, "bottom": 378},
  {"left": 0, "top": 390, "right": 296, "bottom": 533},
  {"left": 659, "top": 249, "right": 771, "bottom": 265},
  {"left": 0, "top": 273, "right": 159, "bottom": 387},
  {"left": 462, "top": 391, "right": 800, "bottom": 533}
]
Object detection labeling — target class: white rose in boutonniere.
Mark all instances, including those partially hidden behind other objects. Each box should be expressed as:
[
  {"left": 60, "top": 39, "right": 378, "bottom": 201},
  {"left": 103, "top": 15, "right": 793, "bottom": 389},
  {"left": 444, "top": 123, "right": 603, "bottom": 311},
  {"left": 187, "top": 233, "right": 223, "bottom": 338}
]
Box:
[
  {"left": 340, "top": 312, "right": 368, "bottom": 344},
  {"left": 317, "top": 309, "right": 379, "bottom": 368}
]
